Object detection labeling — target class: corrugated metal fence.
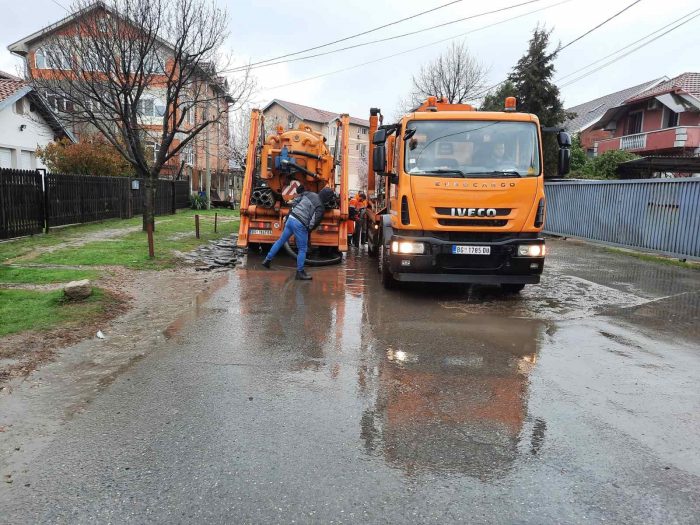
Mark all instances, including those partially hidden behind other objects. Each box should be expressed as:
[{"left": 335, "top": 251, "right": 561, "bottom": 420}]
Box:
[{"left": 544, "top": 179, "right": 700, "bottom": 260}]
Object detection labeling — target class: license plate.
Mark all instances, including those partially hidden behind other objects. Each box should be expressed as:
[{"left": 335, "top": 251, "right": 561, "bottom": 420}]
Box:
[
  {"left": 249, "top": 229, "right": 273, "bottom": 236},
  {"left": 452, "top": 245, "right": 491, "bottom": 255}
]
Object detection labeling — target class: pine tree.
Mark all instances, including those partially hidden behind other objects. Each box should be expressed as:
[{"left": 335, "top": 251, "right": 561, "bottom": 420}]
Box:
[
  {"left": 507, "top": 26, "right": 571, "bottom": 177},
  {"left": 479, "top": 81, "right": 517, "bottom": 112}
]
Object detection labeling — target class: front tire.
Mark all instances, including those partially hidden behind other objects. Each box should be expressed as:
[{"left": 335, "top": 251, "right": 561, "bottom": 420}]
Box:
[{"left": 379, "top": 242, "right": 398, "bottom": 289}]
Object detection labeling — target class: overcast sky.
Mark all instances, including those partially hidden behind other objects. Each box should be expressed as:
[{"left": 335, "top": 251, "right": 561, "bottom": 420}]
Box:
[{"left": 1, "top": 0, "right": 698, "bottom": 120}]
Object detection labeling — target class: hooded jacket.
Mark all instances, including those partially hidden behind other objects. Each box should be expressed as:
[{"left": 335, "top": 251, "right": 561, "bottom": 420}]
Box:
[{"left": 289, "top": 188, "right": 335, "bottom": 231}]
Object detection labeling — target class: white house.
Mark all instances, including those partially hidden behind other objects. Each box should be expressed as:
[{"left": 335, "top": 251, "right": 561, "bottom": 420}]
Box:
[{"left": 0, "top": 71, "right": 74, "bottom": 170}]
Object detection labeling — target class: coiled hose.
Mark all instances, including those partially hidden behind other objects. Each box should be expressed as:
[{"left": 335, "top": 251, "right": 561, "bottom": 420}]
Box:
[{"left": 283, "top": 242, "right": 343, "bottom": 266}]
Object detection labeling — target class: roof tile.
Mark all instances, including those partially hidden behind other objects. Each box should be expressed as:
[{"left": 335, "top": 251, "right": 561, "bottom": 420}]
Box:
[
  {"left": 0, "top": 78, "right": 26, "bottom": 103},
  {"left": 564, "top": 78, "right": 664, "bottom": 132},
  {"left": 625, "top": 72, "right": 700, "bottom": 103}
]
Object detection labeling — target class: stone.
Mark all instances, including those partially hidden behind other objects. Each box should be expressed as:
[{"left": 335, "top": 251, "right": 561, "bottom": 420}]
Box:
[{"left": 64, "top": 279, "right": 92, "bottom": 300}]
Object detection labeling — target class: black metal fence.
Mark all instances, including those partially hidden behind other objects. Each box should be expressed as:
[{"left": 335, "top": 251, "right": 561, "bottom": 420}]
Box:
[{"left": 0, "top": 168, "right": 190, "bottom": 240}]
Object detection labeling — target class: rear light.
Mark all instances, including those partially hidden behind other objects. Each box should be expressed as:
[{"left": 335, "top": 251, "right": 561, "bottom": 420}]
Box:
[
  {"left": 534, "top": 198, "right": 545, "bottom": 227},
  {"left": 251, "top": 221, "right": 271, "bottom": 229},
  {"left": 401, "top": 196, "right": 410, "bottom": 225}
]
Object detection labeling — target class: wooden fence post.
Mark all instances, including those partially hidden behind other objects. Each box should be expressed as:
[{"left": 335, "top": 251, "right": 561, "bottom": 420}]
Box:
[
  {"left": 195, "top": 214, "right": 200, "bottom": 239},
  {"left": 171, "top": 179, "right": 176, "bottom": 215}
]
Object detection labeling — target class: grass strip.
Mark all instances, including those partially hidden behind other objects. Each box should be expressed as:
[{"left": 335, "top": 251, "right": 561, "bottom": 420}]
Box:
[
  {"left": 0, "top": 288, "right": 112, "bottom": 337},
  {"left": 0, "top": 266, "right": 100, "bottom": 285}
]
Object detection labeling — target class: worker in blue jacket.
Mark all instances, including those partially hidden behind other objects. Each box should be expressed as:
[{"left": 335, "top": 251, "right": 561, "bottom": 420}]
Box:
[{"left": 262, "top": 187, "right": 335, "bottom": 280}]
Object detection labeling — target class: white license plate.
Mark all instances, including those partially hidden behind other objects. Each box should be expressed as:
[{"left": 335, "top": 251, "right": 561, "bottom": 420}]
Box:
[
  {"left": 249, "top": 229, "right": 273, "bottom": 236},
  {"left": 452, "top": 245, "right": 491, "bottom": 255}
]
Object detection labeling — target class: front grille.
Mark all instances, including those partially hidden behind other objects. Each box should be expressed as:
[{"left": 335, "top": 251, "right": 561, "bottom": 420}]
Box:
[
  {"left": 435, "top": 207, "right": 511, "bottom": 216},
  {"left": 437, "top": 219, "right": 508, "bottom": 227}
]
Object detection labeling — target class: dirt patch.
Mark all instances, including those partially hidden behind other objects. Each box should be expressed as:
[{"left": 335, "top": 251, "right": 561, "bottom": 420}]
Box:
[
  {"left": 0, "top": 263, "right": 226, "bottom": 385},
  {"left": 0, "top": 289, "right": 128, "bottom": 383}
]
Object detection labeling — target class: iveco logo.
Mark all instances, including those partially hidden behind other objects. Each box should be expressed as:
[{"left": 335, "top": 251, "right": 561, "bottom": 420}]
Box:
[{"left": 451, "top": 208, "right": 497, "bottom": 217}]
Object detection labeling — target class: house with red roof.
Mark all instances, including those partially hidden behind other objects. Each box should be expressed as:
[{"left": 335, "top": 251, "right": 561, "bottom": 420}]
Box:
[
  {"left": 0, "top": 72, "right": 74, "bottom": 170},
  {"left": 592, "top": 72, "right": 700, "bottom": 158}
]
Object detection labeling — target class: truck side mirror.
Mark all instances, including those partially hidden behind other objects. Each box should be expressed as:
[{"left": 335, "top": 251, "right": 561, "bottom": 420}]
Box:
[
  {"left": 557, "top": 130, "right": 572, "bottom": 175},
  {"left": 372, "top": 129, "right": 387, "bottom": 145},
  {"left": 373, "top": 144, "right": 386, "bottom": 174},
  {"left": 558, "top": 147, "right": 571, "bottom": 176},
  {"left": 557, "top": 130, "right": 572, "bottom": 148}
]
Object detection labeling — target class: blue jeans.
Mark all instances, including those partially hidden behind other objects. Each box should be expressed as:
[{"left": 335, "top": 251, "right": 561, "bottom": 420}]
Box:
[{"left": 264, "top": 216, "right": 308, "bottom": 271}]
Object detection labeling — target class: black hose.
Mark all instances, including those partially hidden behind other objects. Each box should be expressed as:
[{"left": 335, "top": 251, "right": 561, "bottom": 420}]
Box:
[
  {"left": 284, "top": 242, "right": 343, "bottom": 266},
  {"left": 288, "top": 150, "right": 322, "bottom": 160}
]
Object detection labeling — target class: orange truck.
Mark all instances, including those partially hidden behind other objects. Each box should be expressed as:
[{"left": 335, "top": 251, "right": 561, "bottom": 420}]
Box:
[
  {"left": 237, "top": 109, "right": 351, "bottom": 265},
  {"left": 365, "top": 96, "right": 571, "bottom": 291}
]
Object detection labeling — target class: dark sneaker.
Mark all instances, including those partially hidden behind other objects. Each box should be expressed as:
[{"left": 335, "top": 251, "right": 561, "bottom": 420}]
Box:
[
  {"left": 262, "top": 259, "right": 271, "bottom": 269},
  {"left": 295, "top": 270, "right": 312, "bottom": 281}
]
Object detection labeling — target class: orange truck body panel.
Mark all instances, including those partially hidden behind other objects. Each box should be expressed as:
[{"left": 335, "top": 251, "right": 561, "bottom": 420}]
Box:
[{"left": 238, "top": 111, "right": 350, "bottom": 252}]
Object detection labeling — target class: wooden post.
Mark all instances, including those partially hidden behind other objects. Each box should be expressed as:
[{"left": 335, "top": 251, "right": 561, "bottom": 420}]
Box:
[
  {"left": 147, "top": 222, "right": 155, "bottom": 258},
  {"left": 195, "top": 214, "right": 200, "bottom": 239},
  {"left": 214, "top": 212, "right": 218, "bottom": 233}
]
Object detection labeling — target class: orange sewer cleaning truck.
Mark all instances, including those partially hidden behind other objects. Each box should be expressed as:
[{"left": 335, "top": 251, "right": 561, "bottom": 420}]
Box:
[
  {"left": 364, "top": 96, "right": 571, "bottom": 292},
  {"left": 237, "top": 109, "right": 351, "bottom": 265}
]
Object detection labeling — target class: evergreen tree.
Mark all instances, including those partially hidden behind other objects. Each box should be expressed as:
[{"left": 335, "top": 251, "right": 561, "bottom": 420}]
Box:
[
  {"left": 479, "top": 81, "right": 517, "bottom": 111},
  {"left": 508, "top": 26, "right": 571, "bottom": 177}
]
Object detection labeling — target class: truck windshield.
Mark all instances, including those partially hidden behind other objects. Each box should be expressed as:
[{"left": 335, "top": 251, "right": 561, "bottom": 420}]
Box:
[{"left": 404, "top": 120, "right": 541, "bottom": 178}]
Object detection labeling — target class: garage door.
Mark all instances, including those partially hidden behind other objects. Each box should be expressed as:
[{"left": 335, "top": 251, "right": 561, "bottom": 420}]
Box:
[{"left": 0, "top": 148, "right": 11, "bottom": 168}]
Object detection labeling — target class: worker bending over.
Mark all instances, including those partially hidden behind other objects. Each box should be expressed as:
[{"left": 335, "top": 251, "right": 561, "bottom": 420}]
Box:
[{"left": 262, "top": 187, "right": 335, "bottom": 280}]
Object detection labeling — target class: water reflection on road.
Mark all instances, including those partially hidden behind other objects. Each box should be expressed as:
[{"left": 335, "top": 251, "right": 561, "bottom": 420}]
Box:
[{"left": 238, "top": 249, "right": 550, "bottom": 479}]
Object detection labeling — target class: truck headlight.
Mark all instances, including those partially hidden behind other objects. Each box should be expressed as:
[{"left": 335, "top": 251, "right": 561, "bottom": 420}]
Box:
[
  {"left": 391, "top": 241, "right": 426, "bottom": 254},
  {"left": 517, "top": 244, "right": 545, "bottom": 257}
]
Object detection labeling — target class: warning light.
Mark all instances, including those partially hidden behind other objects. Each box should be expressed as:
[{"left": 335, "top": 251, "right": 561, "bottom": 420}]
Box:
[
  {"left": 276, "top": 124, "right": 284, "bottom": 135},
  {"left": 504, "top": 97, "right": 517, "bottom": 112}
]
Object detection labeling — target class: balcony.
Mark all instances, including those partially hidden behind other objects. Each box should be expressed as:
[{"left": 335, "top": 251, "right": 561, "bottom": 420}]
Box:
[
  {"left": 596, "top": 126, "right": 700, "bottom": 155},
  {"left": 620, "top": 133, "right": 646, "bottom": 150}
]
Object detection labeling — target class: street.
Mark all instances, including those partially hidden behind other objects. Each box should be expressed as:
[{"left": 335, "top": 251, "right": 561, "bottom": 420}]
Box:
[{"left": 1, "top": 238, "right": 699, "bottom": 524}]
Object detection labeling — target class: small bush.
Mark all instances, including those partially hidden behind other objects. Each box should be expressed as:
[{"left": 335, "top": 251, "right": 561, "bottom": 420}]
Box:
[
  {"left": 571, "top": 149, "right": 639, "bottom": 179},
  {"left": 190, "top": 194, "right": 208, "bottom": 210}
]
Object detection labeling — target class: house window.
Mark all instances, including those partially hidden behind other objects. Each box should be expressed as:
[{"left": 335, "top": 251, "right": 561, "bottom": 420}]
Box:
[
  {"left": 664, "top": 109, "right": 679, "bottom": 128},
  {"left": 35, "top": 46, "right": 71, "bottom": 70},
  {"left": 137, "top": 97, "right": 166, "bottom": 117},
  {"left": 84, "top": 48, "right": 107, "bottom": 72},
  {"left": 361, "top": 128, "right": 367, "bottom": 135},
  {"left": 14, "top": 100, "right": 25, "bottom": 115},
  {"left": 627, "top": 111, "right": 643, "bottom": 135},
  {"left": 360, "top": 144, "right": 367, "bottom": 158},
  {"left": 145, "top": 141, "right": 161, "bottom": 163},
  {"left": 182, "top": 143, "right": 194, "bottom": 165},
  {"left": 46, "top": 93, "right": 73, "bottom": 113}
]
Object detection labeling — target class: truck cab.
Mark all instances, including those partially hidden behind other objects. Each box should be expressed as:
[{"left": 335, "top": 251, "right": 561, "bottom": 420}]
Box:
[{"left": 367, "top": 97, "right": 571, "bottom": 291}]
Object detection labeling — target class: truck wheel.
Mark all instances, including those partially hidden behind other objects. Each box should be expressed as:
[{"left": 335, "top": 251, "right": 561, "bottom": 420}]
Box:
[
  {"left": 367, "top": 237, "right": 378, "bottom": 258},
  {"left": 379, "top": 243, "right": 397, "bottom": 290},
  {"left": 501, "top": 283, "right": 525, "bottom": 294}
]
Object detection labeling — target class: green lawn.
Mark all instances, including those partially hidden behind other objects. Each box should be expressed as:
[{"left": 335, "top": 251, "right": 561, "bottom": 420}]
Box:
[
  {"left": 0, "top": 288, "right": 112, "bottom": 337},
  {"left": 0, "top": 266, "right": 100, "bottom": 285},
  {"left": 0, "top": 209, "right": 239, "bottom": 339},
  {"left": 0, "top": 215, "right": 143, "bottom": 263},
  {"left": 31, "top": 209, "right": 239, "bottom": 269}
]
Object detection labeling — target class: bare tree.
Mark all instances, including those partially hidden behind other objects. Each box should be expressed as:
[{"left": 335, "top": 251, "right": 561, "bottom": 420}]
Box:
[
  {"left": 28, "top": 0, "right": 253, "bottom": 230},
  {"left": 397, "top": 41, "right": 488, "bottom": 114}
]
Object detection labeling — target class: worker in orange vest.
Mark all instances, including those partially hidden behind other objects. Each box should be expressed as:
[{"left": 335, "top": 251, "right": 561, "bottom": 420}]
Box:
[{"left": 349, "top": 192, "right": 367, "bottom": 247}]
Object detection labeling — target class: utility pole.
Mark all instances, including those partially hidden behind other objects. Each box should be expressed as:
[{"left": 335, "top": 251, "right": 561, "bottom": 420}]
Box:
[{"left": 205, "top": 102, "right": 211, "bottom": 210}]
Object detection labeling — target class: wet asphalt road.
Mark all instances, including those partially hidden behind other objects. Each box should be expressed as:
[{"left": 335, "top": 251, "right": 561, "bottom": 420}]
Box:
[{"left": 1, "top": 238, "right": 700, "bottom": 524}]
